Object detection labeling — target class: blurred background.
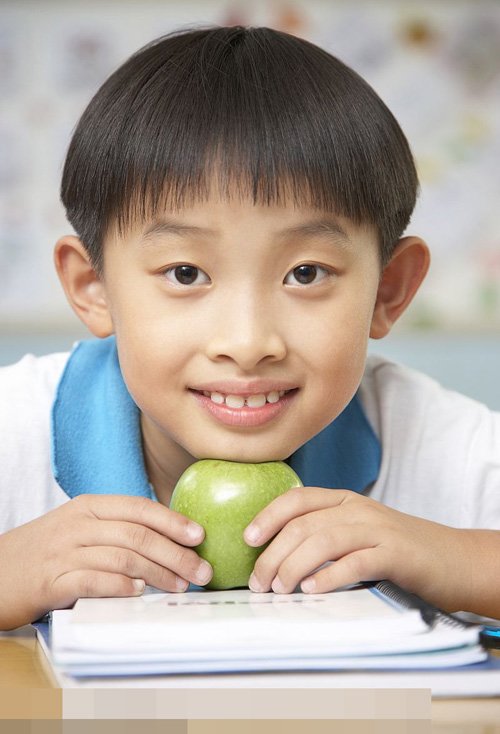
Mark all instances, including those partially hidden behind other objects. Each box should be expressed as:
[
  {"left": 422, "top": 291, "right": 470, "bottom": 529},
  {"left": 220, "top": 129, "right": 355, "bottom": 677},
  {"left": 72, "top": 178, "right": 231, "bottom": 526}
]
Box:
[{"left": 1, "top": 0, "right": 499, "bottom": 407}]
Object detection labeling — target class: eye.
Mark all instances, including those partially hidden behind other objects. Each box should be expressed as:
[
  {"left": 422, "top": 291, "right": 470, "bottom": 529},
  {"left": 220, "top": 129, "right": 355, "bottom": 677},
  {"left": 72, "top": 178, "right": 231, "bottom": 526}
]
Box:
[
  {"left": 163, "top": 264, "right": 210, "bottom": 286},
  {"left": 284, "top": 263, "right": 331, "bottom": 286}
]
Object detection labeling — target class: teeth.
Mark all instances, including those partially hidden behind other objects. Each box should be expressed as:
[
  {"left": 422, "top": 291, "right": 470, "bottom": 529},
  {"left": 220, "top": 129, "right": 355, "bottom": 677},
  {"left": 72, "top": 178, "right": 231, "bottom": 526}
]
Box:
[
  {"left": 210, "top": 392, "right": 225, "bottom": 404},
  {"left": 246, "top": 394, "right": 267, "bottom": 408},
  {"left": 205, "top": 390, "right": 290, "bottom": 408},
  {"left": 225, "top": 394, "right": 245, "bottom": 409},
  {"left": 266, "top": 391, "right": 280, "bottom": 404}
]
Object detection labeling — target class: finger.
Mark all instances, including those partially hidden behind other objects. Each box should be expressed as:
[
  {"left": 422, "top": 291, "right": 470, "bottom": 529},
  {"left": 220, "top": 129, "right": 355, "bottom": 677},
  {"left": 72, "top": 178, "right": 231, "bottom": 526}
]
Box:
[
  {"left": 250, "top": 510, "right": 328, "bottom": 592},
  {"left": 51, "top": 570, "right": 148, "bottom": 610},
  {"left": 75, "top": 546, "right": 193, "bottom": 592},
  {"left": 73, "top": 494, "right": 205, "bottom": 546},
  {"left": 274, "top": 525, "right": 379, "bottom": 594},
  {"left": 76, "top": 521, "right": 212, "bottom": 587},
  {"left": 300, "top": 547, "right": 389, "bottom": 594},
  {"left": 244, "top": 487, "right": 351, "bottom": 546}
]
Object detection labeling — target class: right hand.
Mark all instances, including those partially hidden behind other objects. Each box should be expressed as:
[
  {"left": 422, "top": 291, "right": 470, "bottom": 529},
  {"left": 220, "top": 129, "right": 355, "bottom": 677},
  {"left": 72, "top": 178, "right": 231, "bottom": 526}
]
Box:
[{"left": 0, "top": 494, "right": 212, "bottom": 630}]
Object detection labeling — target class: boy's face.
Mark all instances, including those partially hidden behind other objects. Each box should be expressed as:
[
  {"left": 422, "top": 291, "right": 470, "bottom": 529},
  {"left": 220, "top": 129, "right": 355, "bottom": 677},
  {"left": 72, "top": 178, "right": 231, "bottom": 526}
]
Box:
[{"left": 100, "top": 194, "right": 382, "bottom": 468}]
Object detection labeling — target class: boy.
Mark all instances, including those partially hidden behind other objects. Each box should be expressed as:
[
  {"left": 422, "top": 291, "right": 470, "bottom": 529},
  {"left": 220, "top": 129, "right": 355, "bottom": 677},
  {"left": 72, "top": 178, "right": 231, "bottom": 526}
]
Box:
[{"left": 0, "top": 26, "right": 499, "bottom": 631}]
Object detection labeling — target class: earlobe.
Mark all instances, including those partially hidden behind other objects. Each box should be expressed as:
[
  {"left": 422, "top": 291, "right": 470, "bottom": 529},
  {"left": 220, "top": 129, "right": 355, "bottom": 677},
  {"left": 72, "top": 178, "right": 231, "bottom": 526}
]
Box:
[
  {"left": 370, "top": 236, "right": 430, "bottom": 339},
  {"left": 54, "top": 236, "right": 114, "bottom": 338}
]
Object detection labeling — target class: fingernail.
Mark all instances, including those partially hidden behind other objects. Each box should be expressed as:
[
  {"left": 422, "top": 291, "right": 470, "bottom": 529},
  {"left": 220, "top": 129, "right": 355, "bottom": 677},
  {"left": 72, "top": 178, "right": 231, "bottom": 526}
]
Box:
[
  {"left": 272, "top": 576, "right": 286, "bottom": 594},
  {"left": 175, "top": 576, "right": 189, "bottom": 592},
  {"left": 132, "top": 578, "right": 146, "bottom": 594},
  {"left": 196, "top": 560, "right": 212, "bottom": 585},
  {"left": 244, "top": 525, "right": 261, "bottom": 544},
  {"left": 301, "top": 577, "right": 316, "bottom": 593},
  {"left": 187, "top": 522, "right": 204, "bottom": 542},
  {"left": 248, "top": 572, "right": 264, "bottom": 592}
]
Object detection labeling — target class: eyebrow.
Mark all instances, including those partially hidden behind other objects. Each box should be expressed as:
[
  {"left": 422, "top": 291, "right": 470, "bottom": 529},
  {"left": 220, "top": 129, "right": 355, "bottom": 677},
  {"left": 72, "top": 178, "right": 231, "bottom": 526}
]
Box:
[
  {"left": 140, "top": 217, "right": 351, "bottom": 247},
  {"left": 140, "top": 221, "right": 217, "bottom": 244},
  {"left": 276, "top": 219, "right": 351, "bottom": 247}
]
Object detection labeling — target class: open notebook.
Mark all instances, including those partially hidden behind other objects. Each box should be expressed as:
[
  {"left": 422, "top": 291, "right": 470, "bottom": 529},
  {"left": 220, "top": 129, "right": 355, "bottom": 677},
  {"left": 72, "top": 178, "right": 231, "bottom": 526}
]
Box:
[{"left": 38, "top": 581, "right": 488, "bottom": 683}]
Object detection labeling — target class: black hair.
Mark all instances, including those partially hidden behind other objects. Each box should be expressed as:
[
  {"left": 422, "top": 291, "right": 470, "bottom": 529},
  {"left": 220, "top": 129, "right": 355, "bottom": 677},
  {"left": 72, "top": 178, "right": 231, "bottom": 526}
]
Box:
[{"left": 61, "top": 25, "right": 419, "bottom": 272}]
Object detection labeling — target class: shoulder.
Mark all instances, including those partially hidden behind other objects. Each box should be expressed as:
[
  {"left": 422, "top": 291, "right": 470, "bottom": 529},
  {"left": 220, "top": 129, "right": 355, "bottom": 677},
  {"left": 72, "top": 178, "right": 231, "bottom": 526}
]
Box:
[
  {"left": 0, "top": 351, "right": 70, "bottom": 429},
  {"left": 360, "top": 354, "right": 500, "bottom": 528},
  {"left": 0, "top": 351, "right": 71, "bottom": 532},
  {"left": 0, "top": 350, "right": 70, "bottom": 398},
  {"left": 359, "top": 354, "right": 493, "bottom": 432}
]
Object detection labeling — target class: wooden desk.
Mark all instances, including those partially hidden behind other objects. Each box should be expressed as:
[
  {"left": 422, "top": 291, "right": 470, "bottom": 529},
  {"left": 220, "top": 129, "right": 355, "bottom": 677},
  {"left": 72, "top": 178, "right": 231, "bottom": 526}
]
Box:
[
  {"left": 0, "top": 626, "right": 61, "bottom": 719},
  {"left": 2, "top": 626, "right": 500, "bottom": 731}
]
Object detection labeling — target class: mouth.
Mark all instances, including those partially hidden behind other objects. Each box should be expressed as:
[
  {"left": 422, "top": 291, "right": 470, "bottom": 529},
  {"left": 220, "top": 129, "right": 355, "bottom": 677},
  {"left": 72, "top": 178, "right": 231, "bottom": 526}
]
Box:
[
  {"left": 194, "top": 388, "right": 296, "bottom": 409},
  {"left": 189, "top": 387, "right": 299, "bottom": 427}
]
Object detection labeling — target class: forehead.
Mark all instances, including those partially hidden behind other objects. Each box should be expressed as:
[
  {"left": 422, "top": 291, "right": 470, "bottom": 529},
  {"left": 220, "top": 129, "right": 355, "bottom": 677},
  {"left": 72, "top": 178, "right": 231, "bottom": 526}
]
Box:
[
  {"left": 107, "top": 164, "right": 375, "bottom": 240},
  {"left": 111, "top": 182, "right": 378, "bottom": 248}
]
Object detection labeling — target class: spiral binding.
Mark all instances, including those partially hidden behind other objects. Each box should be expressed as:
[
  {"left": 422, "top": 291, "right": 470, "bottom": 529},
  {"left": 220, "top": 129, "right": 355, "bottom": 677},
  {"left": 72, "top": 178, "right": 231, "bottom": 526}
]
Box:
[{"left": 374, "top": 580, "right": 473, "bottom": 630}]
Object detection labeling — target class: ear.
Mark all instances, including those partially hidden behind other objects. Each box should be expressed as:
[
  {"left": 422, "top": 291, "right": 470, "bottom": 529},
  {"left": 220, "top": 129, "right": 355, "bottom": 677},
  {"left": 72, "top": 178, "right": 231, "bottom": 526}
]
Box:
[
  {"left": 370, "top": 236, "right": 430, "bottom": 339},
  {"left": 54, "top": 235, "right": 114, "bottom": 338}
]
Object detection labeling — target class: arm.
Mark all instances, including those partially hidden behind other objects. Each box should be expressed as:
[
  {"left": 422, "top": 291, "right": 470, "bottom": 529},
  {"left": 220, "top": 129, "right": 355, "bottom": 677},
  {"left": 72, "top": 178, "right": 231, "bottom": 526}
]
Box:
[
  {"left": 0, "top": 495, "right": 212, "bottom": 630},
  {"left": 244, "top": 487, "right": 500, "bottom": 618}
]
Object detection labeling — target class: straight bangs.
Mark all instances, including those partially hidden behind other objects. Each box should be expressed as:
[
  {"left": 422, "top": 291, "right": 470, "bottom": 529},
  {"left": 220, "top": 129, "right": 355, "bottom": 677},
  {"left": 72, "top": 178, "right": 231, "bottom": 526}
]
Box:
[{"left": 61, "top": 26, "right": 418, "bottom": 270}]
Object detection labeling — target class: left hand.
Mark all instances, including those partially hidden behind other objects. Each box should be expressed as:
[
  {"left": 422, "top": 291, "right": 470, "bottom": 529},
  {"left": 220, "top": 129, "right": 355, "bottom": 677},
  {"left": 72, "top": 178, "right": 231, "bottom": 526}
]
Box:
[{"left": 243, "top": 487, "right": 470, "bottom": 611}]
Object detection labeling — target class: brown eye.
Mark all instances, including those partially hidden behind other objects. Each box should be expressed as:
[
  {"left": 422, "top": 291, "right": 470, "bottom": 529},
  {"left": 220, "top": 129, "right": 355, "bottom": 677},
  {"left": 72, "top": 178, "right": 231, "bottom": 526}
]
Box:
[
  {"left": 284, "top": 263, "right": 332, "bottom": 287},
  {"left": 293, "top": 264, "right": 318, "bottom": 284},
  {"left": 174, "top": 265, "right": 199, "bottom": 284},
  {"left": 163, "top": 264, "right": 210, "bottom": 286}
]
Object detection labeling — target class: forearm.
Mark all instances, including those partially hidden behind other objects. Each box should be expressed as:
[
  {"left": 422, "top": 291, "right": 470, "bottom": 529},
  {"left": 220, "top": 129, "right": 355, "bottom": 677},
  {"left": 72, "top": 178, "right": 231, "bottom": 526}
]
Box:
[
  {"left": 423, "top": 528, "right": 500, "bottom": 618},
  {"left": 0, "top": 595, "right": 44, "bottom": 632},
  {"left": 0, "top": 530, "right": 48, "bottom": 631}
]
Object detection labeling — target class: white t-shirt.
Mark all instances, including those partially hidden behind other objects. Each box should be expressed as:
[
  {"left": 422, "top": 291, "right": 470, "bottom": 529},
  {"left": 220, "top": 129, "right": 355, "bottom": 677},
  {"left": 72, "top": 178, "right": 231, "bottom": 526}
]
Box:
[{"left": 0, "top": 349, "right": 499, "bottom": 534}]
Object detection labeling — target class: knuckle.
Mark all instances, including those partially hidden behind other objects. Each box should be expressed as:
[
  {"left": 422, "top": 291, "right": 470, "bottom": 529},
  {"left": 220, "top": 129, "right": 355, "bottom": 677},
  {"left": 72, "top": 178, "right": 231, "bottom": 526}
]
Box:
[
  {"left": 133, "top": 496, "right": 154, "bottom": 520},
  {"left": 276, "top": 558, "right": 295, "bottom": 586},
  {"left": 168, "top": 543, "right": 194, "bottom": 572},
  {"left": 286, "top": 486, "right": 305, "bottom": 508},
  {"left": 113, "top": 548, "right": 136, "bottom": 576},
  {"left": 284, "top": 517, "right": 306, "bottom": 541},
  {"left": 155, "top": 567, "right": 180, "bottom": 591},
  {"left": 345, "top": 554, "right": 365, "bottom": 580},
  {"left": 337, "top": 489, "right": 357, "bottom": 506},
  {"left": 70, "top": 494, "right": 90, "bottom": 511},
  {"left": 128, "top": 525, "right": 151, "bottom": 552},
  {"left": 342, "top": 489, "right": 357, "bottom": 500},
  {"left": 253, "top": 550, "right": 272, "bottom": 578},
  {"left": 77, "top": 572, "right": 97, "bottom": 599},
  {"left": 345, "top": 551, "right": 376, "bottom": 582},
  {"left": 70, "top": 493, "right": 103, "bottom": 520},
  {"left": 312, "top": 530, "right": 332, "bottom": 556}
]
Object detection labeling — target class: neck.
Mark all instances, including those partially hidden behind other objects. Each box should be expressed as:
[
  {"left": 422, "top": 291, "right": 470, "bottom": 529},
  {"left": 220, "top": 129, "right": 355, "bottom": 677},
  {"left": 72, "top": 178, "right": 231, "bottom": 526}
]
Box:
[{"left": 140, "top": 413, "right": 194, "bottom": 506}]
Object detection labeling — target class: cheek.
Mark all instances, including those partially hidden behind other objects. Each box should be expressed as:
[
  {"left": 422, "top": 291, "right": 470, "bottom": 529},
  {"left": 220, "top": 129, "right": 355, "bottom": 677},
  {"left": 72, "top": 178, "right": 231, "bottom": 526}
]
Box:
[
  {"left": 300, "top": 296, "right": 375, "bottom": 415},
  {"left": 302, "top": 287, "right": 374, "bottom": 362},
  {"left": 112, "top": 302, "right": 200, "bottom": 403},
  {"left": 313, "top": 333, "right": 367, "bottom": 402}
]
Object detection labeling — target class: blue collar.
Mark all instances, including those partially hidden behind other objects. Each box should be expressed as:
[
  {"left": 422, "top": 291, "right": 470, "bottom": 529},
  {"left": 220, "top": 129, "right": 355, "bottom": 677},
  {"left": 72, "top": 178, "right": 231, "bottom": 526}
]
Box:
[{"left": 51, "top": 337, "right": 381, "bottom": 499}]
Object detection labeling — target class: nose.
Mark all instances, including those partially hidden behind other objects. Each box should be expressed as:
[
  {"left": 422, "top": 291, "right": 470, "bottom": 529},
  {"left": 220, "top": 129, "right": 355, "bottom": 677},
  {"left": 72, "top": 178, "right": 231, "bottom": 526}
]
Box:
[{"left": 205, "top": 290, "right": 287, "bottom": 370}]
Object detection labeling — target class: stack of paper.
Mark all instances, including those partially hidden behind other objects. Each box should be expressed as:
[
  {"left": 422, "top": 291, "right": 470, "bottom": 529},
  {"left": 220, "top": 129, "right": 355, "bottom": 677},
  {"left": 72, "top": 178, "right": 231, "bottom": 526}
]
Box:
[{"left": 44, "top": 585, "right": 486, "bottom": 679}]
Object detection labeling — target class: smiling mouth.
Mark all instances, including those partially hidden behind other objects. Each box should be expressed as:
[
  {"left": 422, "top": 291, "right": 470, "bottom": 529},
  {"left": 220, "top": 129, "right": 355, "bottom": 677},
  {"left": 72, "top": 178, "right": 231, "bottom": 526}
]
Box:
[
  {"left": 190, "top": 387, "right": 298, "bottom": 427},
  {"left": 191, "top": 388, "right": 297, "bottom": 409},
  {"left": 188, "top": 388, "right": 298, "bottom": 410}
]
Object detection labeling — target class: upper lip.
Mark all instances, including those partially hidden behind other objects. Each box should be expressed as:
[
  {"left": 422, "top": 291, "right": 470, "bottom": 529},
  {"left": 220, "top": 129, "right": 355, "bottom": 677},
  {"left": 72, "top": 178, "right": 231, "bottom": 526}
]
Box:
[{"left": 189, "top": 380, "right": 299, "bottom": 396}]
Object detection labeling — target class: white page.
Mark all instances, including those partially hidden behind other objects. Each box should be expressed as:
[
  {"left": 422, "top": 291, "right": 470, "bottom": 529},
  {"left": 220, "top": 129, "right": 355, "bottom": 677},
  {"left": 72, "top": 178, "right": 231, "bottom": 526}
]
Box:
[
  {"left": 54, "top": 587, "right": 429, "bottom": 655},
  {"left": 50, "top": 586, "right": 485, "bottom": 669},
  {"left": 51, "top": 608, "right": 483, "bottom": 667},
  {"left": 37, "top": 615, "right": 492, "bottom": 697}
]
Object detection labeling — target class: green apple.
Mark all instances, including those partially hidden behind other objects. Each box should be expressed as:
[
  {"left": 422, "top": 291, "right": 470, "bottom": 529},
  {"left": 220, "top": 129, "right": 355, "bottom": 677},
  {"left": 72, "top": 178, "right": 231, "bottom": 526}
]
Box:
[{"left": 170, "top": 459, "right": 303, "bottom": 589}]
